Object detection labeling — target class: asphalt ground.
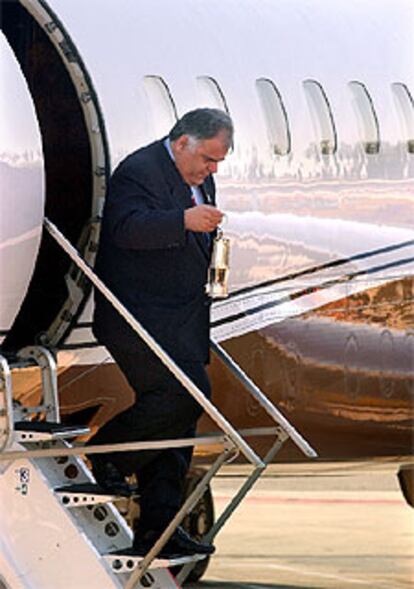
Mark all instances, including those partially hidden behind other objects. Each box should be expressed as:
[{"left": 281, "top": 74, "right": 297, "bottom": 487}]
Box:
[{"left": 187, "top": 463, "right": 414, "bottom": 589}]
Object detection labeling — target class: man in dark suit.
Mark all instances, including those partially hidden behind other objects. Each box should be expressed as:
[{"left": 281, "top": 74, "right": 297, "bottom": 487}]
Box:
[{"left": 88, "top": 108, "right": 233, "bottom": 557}]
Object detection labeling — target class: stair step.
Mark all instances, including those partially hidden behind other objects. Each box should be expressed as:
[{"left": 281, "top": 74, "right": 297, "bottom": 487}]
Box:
[
  {"left": 55, "top": 482, "right": 133, "bottom": 506},
  {"left": 104, "top": 550, "right": 206, "bottom": 573},
  {"left": 14, "top": 421, "right": 90, "bottom": 442}
]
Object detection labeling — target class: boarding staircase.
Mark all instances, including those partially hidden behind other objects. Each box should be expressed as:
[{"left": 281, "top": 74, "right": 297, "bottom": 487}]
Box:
[{"left": 0, "top": 219, "right": 318, "bottom": 589}]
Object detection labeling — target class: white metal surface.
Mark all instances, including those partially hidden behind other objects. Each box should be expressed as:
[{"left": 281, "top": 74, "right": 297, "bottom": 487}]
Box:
[
  {"left": 105, "top": 553, "right": 205, "bottom": 574},
  {"left": 0, "top": 449, "right": 121, "bottom": 588},
  {"left": 0, "top": 438, "right": 183, "bottom": 588},
  {"left": 0, "top": 31, "right": 44, "bottom": 345},
  {"left": 55, "top": 485, "right": 119, "bottom": 508}
]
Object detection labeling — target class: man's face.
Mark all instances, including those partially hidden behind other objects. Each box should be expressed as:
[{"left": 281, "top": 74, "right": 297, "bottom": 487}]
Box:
[{"left": 172, "top": 132, "right": 229, "bottom": 186}]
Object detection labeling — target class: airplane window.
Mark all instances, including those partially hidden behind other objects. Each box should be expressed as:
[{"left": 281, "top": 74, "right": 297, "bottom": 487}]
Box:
[
  {"left": 302, "top": 80, "right": 337, "bottom": 155},
  {"left": 197, "top": 76, "right": 230, "bottom": 114},
  {"left": 256, "top": 78, "right": 291, "bottom": 156},
  {"left": 348, "top": 81, "right": 380, "bottom": 154},
  {"left": 143, "top": 75, "right": 178, "bottom": 137},
  {"left": 391, "top": 83, "right": 414, "bottom": 154}
]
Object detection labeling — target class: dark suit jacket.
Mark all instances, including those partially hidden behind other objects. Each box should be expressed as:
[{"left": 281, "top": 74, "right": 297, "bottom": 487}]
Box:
[{"left": 93, "top": 138, "right": 215, "bottom": 363}]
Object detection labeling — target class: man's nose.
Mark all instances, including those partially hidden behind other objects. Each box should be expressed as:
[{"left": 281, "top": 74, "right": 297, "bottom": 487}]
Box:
[{"left": 208, "top": 161, "right": 218, "bottom": 174}]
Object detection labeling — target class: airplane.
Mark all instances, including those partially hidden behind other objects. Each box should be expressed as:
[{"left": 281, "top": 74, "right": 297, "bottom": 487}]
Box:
[{"left": 0, "top": 0, "right": 413, "bottom": 586}]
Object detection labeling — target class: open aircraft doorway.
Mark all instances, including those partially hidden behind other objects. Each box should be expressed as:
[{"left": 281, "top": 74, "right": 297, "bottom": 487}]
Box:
[{"left": 0, "top": 0, "right": 109, "bottom": 355}]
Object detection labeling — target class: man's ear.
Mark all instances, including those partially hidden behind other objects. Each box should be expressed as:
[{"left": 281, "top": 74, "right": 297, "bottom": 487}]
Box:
[{"left": 174, "top": 135, "right": 189, "bottom": 152}]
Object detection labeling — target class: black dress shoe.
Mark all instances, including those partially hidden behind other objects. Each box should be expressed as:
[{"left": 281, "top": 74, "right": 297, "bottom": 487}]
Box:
[
  {"left": 132, "top": 526, "right": 215, "bottom": 558},
  {"left": 90, "top": 457, "right": 133, "bottom": 497},
  {"left": 167, "top": 526, "right": 215, "bottom": 555}
]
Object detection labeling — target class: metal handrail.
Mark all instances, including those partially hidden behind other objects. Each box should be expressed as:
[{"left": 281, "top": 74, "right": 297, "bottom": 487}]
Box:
[
  {"left": 44, "top": 218, "right": 264, "bottom": 468},
  {"left": 0, "top": 427, "right": 279, "bottom": 462},
  {"left": 125, "top": 449, "right": 231, "bottom": 589},
  {"left": 176, "top": 429, "right": 288, "bottom": 585},
  {"left": 0, "top": 355, "right": 13, "bottom": 452},
  {"left": 0, "top": 216, "right": 319, "bottom": 583},
  {"left": 44, "top": 217, "right": 317, "bottom": 460},
  {"left": 211, "top": 341, "right": 317, "bottom": 458}
]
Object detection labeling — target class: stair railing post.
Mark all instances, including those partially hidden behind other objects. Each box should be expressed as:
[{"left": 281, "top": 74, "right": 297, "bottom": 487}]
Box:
[
  {"left": 17, "top": 346, "right": 60, "bottom": 423},
  {"left": 0, "top": 355, "right": 14, "bottom": 453}
]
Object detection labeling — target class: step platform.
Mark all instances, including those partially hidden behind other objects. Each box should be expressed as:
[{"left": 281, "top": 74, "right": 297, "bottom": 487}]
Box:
[
  {"left": 14, "top": 421, "right": 90, "bottom": 442},
  {"left": 55, "top": 482, "right": 134, "bottom": 506},
  {"left": 104, "top": 548, "right": 206, "bottom": 574}
]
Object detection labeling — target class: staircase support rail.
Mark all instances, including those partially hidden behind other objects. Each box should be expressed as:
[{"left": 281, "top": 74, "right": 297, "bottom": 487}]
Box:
[
  {"left": 211, "top": 341, "right": 317, "bottom": 458},
  {"left": 44, "top": 218, "right": 263, "bottom": 468},
  {"left": 0, "top": 355, "right": 13, "bottom": 452}
]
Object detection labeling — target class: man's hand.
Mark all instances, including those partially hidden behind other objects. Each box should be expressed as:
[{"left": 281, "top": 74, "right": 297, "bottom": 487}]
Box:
[{"left": 184, "top": 204, "right": 224, "bottom": 232}]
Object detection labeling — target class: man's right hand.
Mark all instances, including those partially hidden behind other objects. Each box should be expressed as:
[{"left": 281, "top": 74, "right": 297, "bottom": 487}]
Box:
[{"left": 184, "top": 204, "right": 224, "bottom": 232}]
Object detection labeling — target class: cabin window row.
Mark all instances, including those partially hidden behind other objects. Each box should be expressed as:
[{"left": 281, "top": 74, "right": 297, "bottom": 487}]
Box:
[{"left": 143, "top": 75, "right": 414, "bottom": 156}]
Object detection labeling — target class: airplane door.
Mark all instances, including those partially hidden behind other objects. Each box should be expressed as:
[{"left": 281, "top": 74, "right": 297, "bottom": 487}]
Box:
[{"left": 0, "top": 30, "right": 45, "bottom": 348}]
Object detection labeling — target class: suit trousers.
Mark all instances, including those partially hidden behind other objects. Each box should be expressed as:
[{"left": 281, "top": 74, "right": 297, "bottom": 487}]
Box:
[{"left": 88, "top": 332, "right": 211, "bottom": 533}]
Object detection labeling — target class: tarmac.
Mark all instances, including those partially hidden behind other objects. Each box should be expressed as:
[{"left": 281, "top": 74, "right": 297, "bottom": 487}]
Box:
[{"left": 187, "top": 463, "right": 414, "bottom": 589}]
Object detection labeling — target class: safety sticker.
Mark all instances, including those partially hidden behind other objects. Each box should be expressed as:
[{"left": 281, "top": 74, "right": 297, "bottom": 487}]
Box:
[{"left": 15, "top": 467, "right": 30, "bottom": 496}]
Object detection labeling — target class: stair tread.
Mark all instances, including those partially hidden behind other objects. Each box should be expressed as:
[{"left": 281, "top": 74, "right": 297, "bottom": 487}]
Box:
[
  {"left": 108, "top": 546, "right": 207, "bottom": 560},
  {"left": 55, "top": 482, "right": 123, "bottom": 496},
  {"left": 14, "top": 421, "right": 89, "bottom": 434},
  {"left": 105, "top": 549, "right": 206, "bottom": 569}
]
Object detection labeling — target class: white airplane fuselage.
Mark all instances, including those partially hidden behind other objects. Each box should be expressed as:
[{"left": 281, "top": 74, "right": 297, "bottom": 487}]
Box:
[{"left": 0, "top": 0, "right": 413, "bottom": 465}]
